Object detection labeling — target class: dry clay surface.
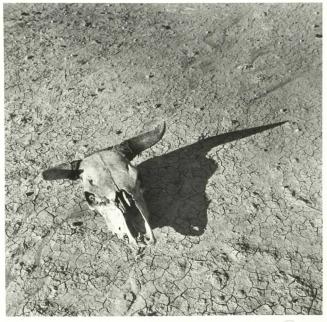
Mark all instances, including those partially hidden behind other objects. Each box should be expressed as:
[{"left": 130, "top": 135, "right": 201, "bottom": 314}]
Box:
[{"left": 5, "top": 3, "right": 322, "bottom": 316}]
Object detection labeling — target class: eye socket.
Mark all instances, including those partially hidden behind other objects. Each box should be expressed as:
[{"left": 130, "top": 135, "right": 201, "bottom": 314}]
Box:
[{"left": 84, "top": 191, "right": 96, "bottom": 205}]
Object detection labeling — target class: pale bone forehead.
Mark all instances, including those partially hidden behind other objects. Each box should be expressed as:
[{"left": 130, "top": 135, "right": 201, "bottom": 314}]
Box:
[{"left": 80, "top": 150, "right": 138, "bottom": 198}]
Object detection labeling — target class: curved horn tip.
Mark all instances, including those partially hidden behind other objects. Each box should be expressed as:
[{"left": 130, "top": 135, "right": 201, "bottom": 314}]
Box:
[{"left": 155, "top": 121, "right": 166, "bottom": 137}]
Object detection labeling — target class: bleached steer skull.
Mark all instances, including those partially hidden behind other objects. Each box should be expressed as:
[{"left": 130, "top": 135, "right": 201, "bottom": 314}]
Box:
[{"left": 42, "top": 122, "right": 165, "bottom": 247}]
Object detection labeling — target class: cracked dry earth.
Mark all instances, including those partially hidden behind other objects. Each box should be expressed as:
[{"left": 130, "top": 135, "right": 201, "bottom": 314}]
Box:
[{"left": 4, "top": 3, "right": 322, "bottom": 316}]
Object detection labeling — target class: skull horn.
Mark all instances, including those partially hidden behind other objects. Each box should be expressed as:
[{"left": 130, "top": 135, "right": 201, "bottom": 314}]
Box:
[
  {"left": 115, "top": 122, "right": 166, "bottom": 160},
  {"left": 42, "top": 160, "right": 82, "bottom": 181}
]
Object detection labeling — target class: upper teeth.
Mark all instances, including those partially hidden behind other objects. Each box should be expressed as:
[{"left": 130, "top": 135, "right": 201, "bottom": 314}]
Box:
[{"left": 122, "top": 191, "right": 131, "bottom": 207}]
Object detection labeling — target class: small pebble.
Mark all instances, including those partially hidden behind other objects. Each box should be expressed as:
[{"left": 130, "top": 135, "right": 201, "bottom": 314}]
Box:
[
  {"left": 72, "top": 221, "right": 83, "bottom": 227},
  {"left": 191, "top": 225, "right": 199, "bottom": 232},
  {"left": 162, "top": 24, "right": 171, "bottom": 30}
]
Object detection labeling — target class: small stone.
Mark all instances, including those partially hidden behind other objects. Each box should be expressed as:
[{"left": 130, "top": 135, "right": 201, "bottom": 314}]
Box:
[
  {"left": 116, "top": 130, "right": 122, "bottom": 135},
  {"left": 315, "top": 34, "right": 322, "bottom": 38},
  {"left": 162, "top": 24, "right": 171, "bottom": 30},
  {"left": 72, "top": 221, "right": 83, "bottom": 226},
  {"left": 237, "top": 63, "right": 253, "bottom": 71},
  {"left": 239, "top": 289, "right": 246, "bottom": 295},
  {"left": 26, "top": 191, "right": 34, "bottom": 197}
]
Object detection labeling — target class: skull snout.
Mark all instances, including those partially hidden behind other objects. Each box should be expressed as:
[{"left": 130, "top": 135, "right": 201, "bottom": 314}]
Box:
[{"left": 117, "top": 189, "right": 156, "bottom": 247}]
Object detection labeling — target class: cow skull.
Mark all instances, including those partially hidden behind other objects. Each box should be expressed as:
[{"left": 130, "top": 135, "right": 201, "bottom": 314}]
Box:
[{"left": 42, "top": 122, "right": 165, "bottom": 248}]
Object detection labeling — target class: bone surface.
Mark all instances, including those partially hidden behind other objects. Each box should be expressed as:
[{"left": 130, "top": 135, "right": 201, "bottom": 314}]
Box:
[{"left": 42, "top": 123, "right": 165, "bottom": 247}]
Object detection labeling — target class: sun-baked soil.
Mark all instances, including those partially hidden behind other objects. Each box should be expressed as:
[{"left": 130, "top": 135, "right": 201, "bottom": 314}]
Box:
[{"left": 5, "top": 3, "right": 322, "bottom": 315}]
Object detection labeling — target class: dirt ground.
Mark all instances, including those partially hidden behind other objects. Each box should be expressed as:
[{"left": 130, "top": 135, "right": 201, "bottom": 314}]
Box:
[{"left": 4, "top": 3, "right": 322, "bottom": 316}]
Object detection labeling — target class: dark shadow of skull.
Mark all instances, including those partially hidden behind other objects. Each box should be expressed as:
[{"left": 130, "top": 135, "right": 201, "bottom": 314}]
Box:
[{"left": 140, "top": 121, "right": 286, "bottom": 236}]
